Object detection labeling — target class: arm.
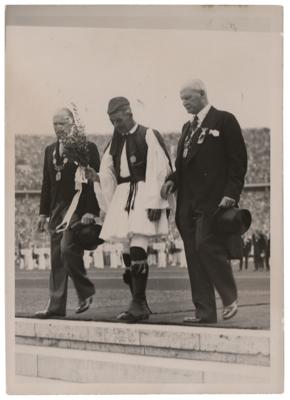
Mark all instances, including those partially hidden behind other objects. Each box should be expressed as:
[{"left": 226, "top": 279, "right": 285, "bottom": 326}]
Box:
[
  {"left": 95, "top": 143, "right": 117, "bottom": 212},
  {"left": 39, "top": 146, "right": 51, "bottom": 217},
  {"left": 222, "top": 113, "right": 248, "bottom": 203},
  {"left": 82, "top": 142, "right": 100, "bottom": 216},
  {"left": 164, "top": 122, "right": 188, "bottom": 191},
  {"left": 145, "top": 129, "right": 171, "bottom": 210},
  {"left": 161, "top": 126, "right": 187, "bottom": 199}
]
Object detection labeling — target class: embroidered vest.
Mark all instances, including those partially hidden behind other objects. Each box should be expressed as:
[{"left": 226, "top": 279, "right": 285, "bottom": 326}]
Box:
[{"left": 110, "top": 125, "right": 148, "bottom": 184}]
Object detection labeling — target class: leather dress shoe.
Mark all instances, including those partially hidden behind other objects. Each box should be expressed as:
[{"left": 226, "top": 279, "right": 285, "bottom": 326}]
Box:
[
  {"left": 75, "top": 295, "right": 93, "bottom": 314},
  {"left": 34, "top": 310, "right": 65, "bottom": 319},
  {"left": 222, "top": 300, "right": 238, "bottom": 320},
  {"left": 183, "top": 315, "right": 217, "bottom": 324},
  {"left": 116, "top": 311, "right": 149, "bottom": 323}
]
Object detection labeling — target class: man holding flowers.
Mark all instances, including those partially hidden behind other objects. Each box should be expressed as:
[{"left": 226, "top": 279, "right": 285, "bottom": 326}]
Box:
[{"left": 35, "top": 107, "right": 100, "bottom": 318}]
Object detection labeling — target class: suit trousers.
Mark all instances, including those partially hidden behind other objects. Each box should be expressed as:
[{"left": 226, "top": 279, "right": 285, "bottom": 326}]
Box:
[
  {"left": 47, "top": 214, "right": 95, "bottom": 314},
  {"left": 177, "top": 201, "right": 237, "bottom": 321}
]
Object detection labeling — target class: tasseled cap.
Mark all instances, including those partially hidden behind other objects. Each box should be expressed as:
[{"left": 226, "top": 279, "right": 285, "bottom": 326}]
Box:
[{"left": 107, "top": 96, "right": 130, "bottom": 115}]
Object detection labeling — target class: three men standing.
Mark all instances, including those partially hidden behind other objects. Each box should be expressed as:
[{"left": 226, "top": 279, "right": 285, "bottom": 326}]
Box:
[
  {"left": 36, "top": 79, "right": 248, "bottom": 324},
  {"left": 161, "top": 79, "right": 248, "bottom": 323}
]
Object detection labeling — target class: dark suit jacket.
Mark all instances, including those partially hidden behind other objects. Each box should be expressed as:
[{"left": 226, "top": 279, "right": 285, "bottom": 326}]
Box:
[
  {"left": 39, "top": 140, "right": 100, "bottom": 221},
  {"left": 169, "top": 106, "right": 248, "bottom": 259},
  {"left": 170, "top": 106, "right": 247, "bottom": 215}
]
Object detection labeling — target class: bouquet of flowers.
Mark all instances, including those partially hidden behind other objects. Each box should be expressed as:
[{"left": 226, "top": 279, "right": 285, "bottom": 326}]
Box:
[{"left": 61, "top": 103, "right": 90, "bottom": 167}]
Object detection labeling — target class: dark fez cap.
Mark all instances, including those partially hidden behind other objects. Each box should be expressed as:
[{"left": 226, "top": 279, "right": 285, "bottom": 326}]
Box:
[{"left": 107, "top": 97, "right": 130, "bottom": 115}]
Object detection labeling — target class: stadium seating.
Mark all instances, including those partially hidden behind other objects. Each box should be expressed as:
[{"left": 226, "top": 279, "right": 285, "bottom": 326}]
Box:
[{"left": 15, "top": 129, "right": 270, "bottom": 267}]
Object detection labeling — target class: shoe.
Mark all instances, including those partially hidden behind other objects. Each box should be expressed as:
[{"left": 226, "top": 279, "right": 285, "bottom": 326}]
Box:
[
  {"left": 183, "top": 316, "right": 217, "bottom": 324},
  {"left": 183, "top": 316, "right": 202, "bottom": 323},
  {"left": 75, "top": 296, "right": 93, "bottom": 314},
  {"left": 222, "top": 300, "right": 238, "bottom": 320},
  {"left": 34, "top": 310, "right": 65, "bottom": 319},
  {"left": 116, "top": 311, "right": 128, "bottom": 320},
  {"left": 117, "top": 311, "right": 149, "bottom": 323}
]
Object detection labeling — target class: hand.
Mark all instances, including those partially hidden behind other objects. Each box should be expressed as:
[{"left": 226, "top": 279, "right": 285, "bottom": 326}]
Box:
[
  {"left": 147, "top": 209, "right": 161, "bottom": 222},
  {"left": 218, "top": 196, "right": 236, "bottom": 208},
  {"left": 37, "top": 215, "right": 47, "bottom": 232},
  {"left": 85, "top": 166, "right": 100, "bottom": 182},
  {"left": 81, "top": 213, "right": 97, "bottom": 225},
  {"left": 160, "top": 180, "right": 175, "bottom": 200}
]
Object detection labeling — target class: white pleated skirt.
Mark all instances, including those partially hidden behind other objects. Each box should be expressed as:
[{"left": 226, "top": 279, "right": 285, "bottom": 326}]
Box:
[{"left": 100, "top": 182, "right": 169, "bottom": 243}]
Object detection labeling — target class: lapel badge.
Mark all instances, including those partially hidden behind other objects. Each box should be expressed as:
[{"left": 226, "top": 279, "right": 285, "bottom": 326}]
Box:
[
  {"left": 183, "top": 148, "right": 188, "bottom": 158},
  {"left": 197, "top": 128, "right": 207, "bottom": 144},
  {"left": 130, "top": 155, "right": 137, "bottom": 163}
]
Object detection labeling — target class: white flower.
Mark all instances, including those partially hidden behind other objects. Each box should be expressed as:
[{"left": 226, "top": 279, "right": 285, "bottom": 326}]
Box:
[{"left": 209, "top": 129, "right": 220, "bottom": 137}]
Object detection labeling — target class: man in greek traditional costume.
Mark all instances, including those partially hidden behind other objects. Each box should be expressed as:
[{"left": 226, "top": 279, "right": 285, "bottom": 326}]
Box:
[
  {"left": 35, "top": 108, "right": 100, "bottom": 318},
  {"left": 87, "top": 97, "right": 172, "bottom": 322}
]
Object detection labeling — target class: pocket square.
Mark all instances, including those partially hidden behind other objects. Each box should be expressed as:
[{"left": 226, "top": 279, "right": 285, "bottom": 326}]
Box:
[{"left": 209, "top": 129, "right": 220, "bottom": 137}]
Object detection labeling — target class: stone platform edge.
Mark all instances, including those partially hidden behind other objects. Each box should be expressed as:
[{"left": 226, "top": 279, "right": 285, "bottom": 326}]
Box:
[{"left": 15, "top": 317, "right": 270, "bottom": 366}]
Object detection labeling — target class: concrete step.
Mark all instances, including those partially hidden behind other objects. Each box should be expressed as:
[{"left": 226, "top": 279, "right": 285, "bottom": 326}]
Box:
[
  {"left": 15, "top": 318, "right": 270, "bottom": 366},
  {"left": 16, "top": 343, "right": 271, "bottom": 385}
]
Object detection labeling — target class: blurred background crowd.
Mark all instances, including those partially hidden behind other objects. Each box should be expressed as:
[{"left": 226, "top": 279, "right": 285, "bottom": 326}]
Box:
[{"left": 15, "top": 128, "right": 270, "bottom": 271}]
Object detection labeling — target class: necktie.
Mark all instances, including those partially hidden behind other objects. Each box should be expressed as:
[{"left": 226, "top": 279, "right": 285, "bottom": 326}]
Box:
[
  {"left": 183, "top": 115, "right": 199, "bottom": 158},
  {"left": 190, "top": 115, "right": 199, "bottom": 132}
]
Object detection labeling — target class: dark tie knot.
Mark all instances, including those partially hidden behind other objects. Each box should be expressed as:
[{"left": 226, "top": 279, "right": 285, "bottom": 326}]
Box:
[{"left": 191, "top": 115, "right": 199, "bottom": 131}]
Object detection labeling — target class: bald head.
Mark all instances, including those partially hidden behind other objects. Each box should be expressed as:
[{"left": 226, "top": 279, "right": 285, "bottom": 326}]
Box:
[
  {"left": 53, "top": 107, "right": 74, "bottom": 139},
  {"left": 180, "top": 79, "right": 208, "bottom": 115},
  {"left": 53, "top": 107, "right": 74, "bottom": 122}
]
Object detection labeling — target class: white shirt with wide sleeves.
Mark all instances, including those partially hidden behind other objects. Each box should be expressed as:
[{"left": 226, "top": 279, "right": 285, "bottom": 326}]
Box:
[{"left": 95, "top": 128, "right": 172, "bottom": 243}]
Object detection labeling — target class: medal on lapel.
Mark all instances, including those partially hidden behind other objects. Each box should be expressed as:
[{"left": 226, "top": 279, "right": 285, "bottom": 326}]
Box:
[
  {"left": 53, "top": 147, "right": 68, "bottom": 182},
  {"left": 130, "top": 155, "right": 137, "bottom": 164},
  {"left": 197, "top": 128, "right": 207, "bottom": 144}
]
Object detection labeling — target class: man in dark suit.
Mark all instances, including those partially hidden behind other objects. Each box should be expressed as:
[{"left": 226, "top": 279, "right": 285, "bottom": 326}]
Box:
[
  {"left": 35, "top": 108, "right": 100, "bottom": 318},
  {"left": 239, "top": 236, "right": 252, "bottom": 270},
  {"left": 252, "top": 230, "right": 267, "bottom": 271},
  {"left": 161, "top": 79, "right": 247, "bottom": 323}
]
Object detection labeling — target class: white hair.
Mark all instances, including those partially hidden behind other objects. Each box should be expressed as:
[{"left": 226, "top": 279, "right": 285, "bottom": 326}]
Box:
[
  {"left": 180, "top": 79, "right": 207, "bottom": 95},
  {"left": 53, "top": 107, "right": 75, "bottom": 123}
]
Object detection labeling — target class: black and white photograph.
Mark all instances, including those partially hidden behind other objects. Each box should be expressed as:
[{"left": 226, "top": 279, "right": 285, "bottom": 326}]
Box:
[{"left": 5, "top": 4, "right": 283, "bottom": 395}]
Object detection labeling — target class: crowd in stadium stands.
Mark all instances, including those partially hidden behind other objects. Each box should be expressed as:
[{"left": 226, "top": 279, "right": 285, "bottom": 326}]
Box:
[
  {"left": 15, "top": 196, "right": 50, "bottom": 249},
  {"left": 15, "top": 128, "right": 270, "bottom": 270},
  {"left": 15, "top": 129, "right": 270, "bottom": 190},
  {"left": 239, "top": 189, "right": 270, "bottom": 235}
]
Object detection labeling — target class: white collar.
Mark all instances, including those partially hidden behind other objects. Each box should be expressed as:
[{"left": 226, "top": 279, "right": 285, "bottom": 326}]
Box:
[
  {"left": 128, "top": 123, "right": 138, "bottom": 134},
  {"left": 190, "top": 104, "right": 211, "bottom": 125}
]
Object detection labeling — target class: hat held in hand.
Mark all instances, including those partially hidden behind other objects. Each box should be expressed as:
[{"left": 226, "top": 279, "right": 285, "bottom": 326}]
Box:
[
  {"left": 213, "top": 207, "right": 252, "bottom": 236},
  {"left": 70, "top": 221, "right": 104, "bottom": 251}
]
